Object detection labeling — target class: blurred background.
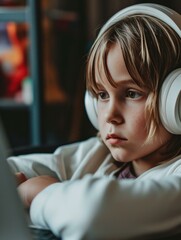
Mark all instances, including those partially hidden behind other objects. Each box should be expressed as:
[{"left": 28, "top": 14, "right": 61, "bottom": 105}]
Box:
[{"left": 0, "top": 0, "right": 180, "bottom": 151}]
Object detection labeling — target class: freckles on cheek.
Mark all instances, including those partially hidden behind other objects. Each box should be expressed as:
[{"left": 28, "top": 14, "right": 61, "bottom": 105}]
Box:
[
  {"left": 98, "top": 116, "right": 106, "bottom": 137},
  {"left": 98, "top": 118, "right": 104, "bottom": 132},
  {"left": 132, "top": 113, "right": 148, "bottom": 137},
  {"left": 97, "top": 108, "right": 104, "bottom": 126},
  {"left": 136, "top": 125, "right": 147, "bottom": 140}
]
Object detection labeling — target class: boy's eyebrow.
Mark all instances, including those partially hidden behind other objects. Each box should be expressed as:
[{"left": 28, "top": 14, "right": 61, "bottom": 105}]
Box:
[
  {"left": 95, "top": 78, "right": 136, "bottom": 88},
  {"left": 116, "top": 79, "right": 136, "bottom": 85},
  {"left": 95, "top": 82, "right": 104, "bottom": 88}
]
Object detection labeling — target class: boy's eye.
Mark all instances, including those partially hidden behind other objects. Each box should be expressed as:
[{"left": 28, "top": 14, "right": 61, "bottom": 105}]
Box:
[
  {"left": 98, "top": 91, "right": 109, "bottom": 100},
  {"left": 126, "top": 90, "right": 142, "bottom": 99}
]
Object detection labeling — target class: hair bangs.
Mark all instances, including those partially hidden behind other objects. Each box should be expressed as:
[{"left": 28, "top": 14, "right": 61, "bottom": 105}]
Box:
[{"left": 86, "top": 36, "right": 117, "bottom": 96}]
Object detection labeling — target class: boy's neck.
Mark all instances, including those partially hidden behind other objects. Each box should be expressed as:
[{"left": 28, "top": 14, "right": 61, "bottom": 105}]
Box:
[{"left": 132, "top": 150, "right": 171, "bottom": 176}]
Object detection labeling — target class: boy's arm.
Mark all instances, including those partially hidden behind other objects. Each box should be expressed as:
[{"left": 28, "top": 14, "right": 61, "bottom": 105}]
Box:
[
  {"left": 17, "top": 175, "right": 59, "bottom": 208},
  {"left": 30, "top": 175, "right": 181, "bottom": 240},
  {"left": 7, "top": 137, "right": 106, "bottom": 181}
]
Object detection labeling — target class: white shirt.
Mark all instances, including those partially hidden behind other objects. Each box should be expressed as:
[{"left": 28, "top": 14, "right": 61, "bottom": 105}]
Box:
[{"left": 7, "top": 137, "right": 181, "bottom": 240}]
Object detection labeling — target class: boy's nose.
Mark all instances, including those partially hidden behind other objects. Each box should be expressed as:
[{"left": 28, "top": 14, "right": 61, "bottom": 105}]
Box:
[{"left": 105, "top": 102, "right": 124, "bottom": 125}]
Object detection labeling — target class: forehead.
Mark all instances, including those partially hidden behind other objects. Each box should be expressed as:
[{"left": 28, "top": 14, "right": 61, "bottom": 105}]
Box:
[
  {"left": 106, "top": 43, "right": 131, "bottom": 82},
  {"left": 95, "top": 42, "right": 132, "bottom": 87}
]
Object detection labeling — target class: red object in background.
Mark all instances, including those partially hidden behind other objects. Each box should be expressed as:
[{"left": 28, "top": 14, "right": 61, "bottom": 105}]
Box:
[
  {"left": 5, "top": 62, "right": 28, "bottom": 97},
  {"left": 0, "top": 22, "right": 29, "bottom": 98},
  {"left": 0, "top": 0, "right": 25, "bottom": 7}
]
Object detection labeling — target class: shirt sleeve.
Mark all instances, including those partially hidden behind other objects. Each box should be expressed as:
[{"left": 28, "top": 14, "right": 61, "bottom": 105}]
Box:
[
  {"left": 30, "top": 174, "right": 181, "bottom": 240},
  {"left": 7, "top": 137, "right": 109, "bottom": 180},
  {"left": 7, "top": 153, "right": 57, "bottom": 179}
]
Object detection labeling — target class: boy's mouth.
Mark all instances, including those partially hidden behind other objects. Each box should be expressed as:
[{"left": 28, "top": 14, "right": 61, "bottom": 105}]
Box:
[{"left": 106, "top": 134, "right": 127, "bottom": 145}]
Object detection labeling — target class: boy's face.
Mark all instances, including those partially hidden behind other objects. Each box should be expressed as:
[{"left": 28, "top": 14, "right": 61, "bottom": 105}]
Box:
[{"left": 96, "top": 43, "right": 172, "bottom": 174}]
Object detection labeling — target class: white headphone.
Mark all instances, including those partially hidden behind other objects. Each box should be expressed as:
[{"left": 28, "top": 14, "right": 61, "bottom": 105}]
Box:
[{"left": 85, "top": 3, "right": 181, "bottom": 134}]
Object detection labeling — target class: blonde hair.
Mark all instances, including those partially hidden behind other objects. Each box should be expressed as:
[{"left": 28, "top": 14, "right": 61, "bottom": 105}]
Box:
[{"left": 86, "top": 14, "right": 181, "bottom": 156}]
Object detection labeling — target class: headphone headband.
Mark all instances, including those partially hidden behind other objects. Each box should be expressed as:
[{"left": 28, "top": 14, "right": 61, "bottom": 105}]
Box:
[{"left": 98, "top": 4, "right": 181, "bottom": 38}]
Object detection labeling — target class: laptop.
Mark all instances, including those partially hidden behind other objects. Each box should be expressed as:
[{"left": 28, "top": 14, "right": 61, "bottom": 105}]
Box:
[{"left": 0, "top": 117, "right": 60, "bottom": 240}]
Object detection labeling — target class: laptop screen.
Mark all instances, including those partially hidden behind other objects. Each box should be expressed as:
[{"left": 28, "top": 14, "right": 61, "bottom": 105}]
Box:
[
  {"left": 0, "top": 117, "right": 32, "bottom": 240},
  {"left": 0, "top": 117, "right": 62, "bottom": 240}
]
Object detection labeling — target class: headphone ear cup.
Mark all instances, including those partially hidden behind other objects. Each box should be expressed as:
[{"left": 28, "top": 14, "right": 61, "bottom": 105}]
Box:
[
  {"left": 84, "top": 91, "right": 99, "bottom": 130},
  {"left": 159, "top": 68, "right": 181, "bottom": 134}
]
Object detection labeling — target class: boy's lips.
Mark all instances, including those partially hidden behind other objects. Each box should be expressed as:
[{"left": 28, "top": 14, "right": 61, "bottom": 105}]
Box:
[{"left": 106, "top": 133, "right": 127, "bottom": 145}]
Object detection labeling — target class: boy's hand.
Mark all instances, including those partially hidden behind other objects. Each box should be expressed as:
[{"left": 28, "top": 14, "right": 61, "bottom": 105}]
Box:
[
  {"left": 15, "top": 172, "right": 27, "bottom": 186},
  {"left": 18, "top": 175, "right": 59, "bottom": 208}
]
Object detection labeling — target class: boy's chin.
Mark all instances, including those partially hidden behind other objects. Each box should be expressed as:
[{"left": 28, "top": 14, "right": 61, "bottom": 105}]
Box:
[{"left": 109, "top": 149, "right": 131, "bottom": 163}]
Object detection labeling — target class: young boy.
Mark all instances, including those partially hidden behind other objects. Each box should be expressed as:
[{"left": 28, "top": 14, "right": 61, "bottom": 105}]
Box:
[{"left": 8, "top": 3, "right": 181, "bottom": 240}]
